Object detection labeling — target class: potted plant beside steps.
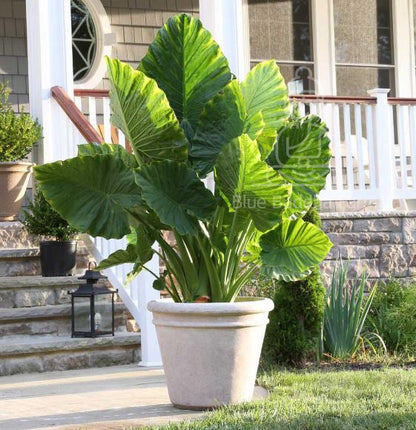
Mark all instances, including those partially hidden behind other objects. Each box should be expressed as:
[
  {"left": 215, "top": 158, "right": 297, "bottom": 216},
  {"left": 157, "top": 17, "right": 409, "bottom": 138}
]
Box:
[
  {"left": 0, "top": 82, "right": 42, "bottom": 221},
  {"left": 22, "top": 190, "right": 78, "bottom": 276},
  {"left": 34, "top": 14, "right": 332, "bottom": 409}
]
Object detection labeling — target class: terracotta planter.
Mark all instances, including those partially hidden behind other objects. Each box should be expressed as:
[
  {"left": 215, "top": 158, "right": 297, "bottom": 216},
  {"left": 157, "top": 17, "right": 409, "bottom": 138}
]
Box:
[
  {"left": 0, "top": 162, "right": 33, "bottom": 221},
  {"left": 148, "top": 297, "right": 274, "bottom": 410}
]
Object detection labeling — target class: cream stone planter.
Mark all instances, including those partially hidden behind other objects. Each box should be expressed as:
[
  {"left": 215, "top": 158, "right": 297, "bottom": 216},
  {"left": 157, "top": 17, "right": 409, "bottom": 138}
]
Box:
[
  {"left": 0, "top": 162, "right": 33, "bottom": 221},
  {"left": 148, "top": 297, "right": 274, "bottom": 410}
]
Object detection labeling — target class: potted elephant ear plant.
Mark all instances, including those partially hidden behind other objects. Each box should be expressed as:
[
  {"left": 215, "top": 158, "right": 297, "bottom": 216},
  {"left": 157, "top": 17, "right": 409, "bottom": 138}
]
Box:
[
  {"left": 23, "top": 190, "right": 78, "bottom": 276},
  {"left": 34, "top": 14, "right": 332, "bottom": 410},
  {"left": 0, "top": 82, "right": 42, "bottom": 221}
]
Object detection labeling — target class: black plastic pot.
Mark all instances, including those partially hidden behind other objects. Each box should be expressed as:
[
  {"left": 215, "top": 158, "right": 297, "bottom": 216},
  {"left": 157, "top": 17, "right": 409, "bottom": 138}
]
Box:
[{"left": 40, "top": 241, "right": 77, "bottom": 277}]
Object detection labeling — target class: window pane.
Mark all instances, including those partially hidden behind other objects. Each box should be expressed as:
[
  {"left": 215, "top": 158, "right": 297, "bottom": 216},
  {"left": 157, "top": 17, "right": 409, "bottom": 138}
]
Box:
[
  {"left": 73, "top": 297, "right": 91, "bottom": 332},
  {"left": 293, "top": 24, "right": 312, "bottom": 61},
  {"left": 336, "top": 66, "right": 395, "bottom": 97},
  {"left": 94, "top": 294, "right": 113, "bottom": 332},
  {"left": 334, "top": 0, "right": 393, "bottom": 65},
  {"left": 249, "top": 0, "right": 312, "bottom": 62}
]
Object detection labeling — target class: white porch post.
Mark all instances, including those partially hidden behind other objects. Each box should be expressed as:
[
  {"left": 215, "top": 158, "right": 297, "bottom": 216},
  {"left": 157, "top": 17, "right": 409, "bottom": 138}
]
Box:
[
  {"left": 311, "top": 0, "right": 337, "bottom": 95},
  {"left": 391, "top": 0, "right": 416, "bottom": 97},
  {"left": 26, "top": 0, "right": 74, "bottom": 164},
  {"left": 137, "top": 247, "right": 162, "bottom": 366},
  {"left": 199, "top": 0, "right": 250, "bottom": 80},
  {"left": 368, "top": 88, "right": 394, "bottom": 211}
]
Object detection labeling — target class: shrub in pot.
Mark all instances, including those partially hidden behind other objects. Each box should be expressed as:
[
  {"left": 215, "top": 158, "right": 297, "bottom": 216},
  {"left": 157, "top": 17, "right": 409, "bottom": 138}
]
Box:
[
  {"left": 34, "top": 14, "right": 332, "bottom": 409},
  {"left": 23, "top": 190, "right": 78, "bottom": 276},
  {"left": 0, "top": 82, "right": 42, "bottom": 221}
]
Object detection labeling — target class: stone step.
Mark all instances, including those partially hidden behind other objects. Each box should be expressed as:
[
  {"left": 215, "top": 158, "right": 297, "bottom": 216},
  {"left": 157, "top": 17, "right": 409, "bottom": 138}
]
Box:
[
  {"left": 0, "top": 303, "right": 130, "bottom": 337},
  {"left": 0, "top": 221, "right": 38, "bottom": 249},
  {"left": 0, "top": 246, "right": 90, "bottom": 277},
  {"left": 0, "top": 276, "right": 117, "bottom": 308},
  {"left": 0, "top": 333, "right": 141, "bottom": 376}
]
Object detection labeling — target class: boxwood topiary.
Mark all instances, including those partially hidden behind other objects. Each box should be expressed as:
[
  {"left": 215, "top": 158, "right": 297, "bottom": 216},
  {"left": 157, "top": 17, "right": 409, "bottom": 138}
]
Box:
[
  {"left": 0, "top": 82, "right": 42, "bottom": 162},
  {"left": 261, "top": 200, "right": 326, "bottom": 366},
  {"left": 23, "top": 190, "right": 78, "bottom": 242}
]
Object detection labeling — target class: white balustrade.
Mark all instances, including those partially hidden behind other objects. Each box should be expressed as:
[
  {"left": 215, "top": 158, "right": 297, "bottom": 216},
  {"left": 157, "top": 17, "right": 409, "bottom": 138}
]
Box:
[{"left": 73, "top": 88, "right": 416, "bottom": 211}]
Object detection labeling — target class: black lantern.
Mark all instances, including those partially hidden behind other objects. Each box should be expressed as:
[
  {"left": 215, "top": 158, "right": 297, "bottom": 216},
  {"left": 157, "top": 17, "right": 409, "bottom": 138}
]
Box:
[{"left": 69, "top": 264, "right": 117, "bottom": 338}]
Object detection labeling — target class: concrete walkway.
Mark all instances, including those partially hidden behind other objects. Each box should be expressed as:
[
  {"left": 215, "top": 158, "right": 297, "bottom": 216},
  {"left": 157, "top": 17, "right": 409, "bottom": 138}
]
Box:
[{"left": 0, "top": 365, "right": 204, "bottom": 429}]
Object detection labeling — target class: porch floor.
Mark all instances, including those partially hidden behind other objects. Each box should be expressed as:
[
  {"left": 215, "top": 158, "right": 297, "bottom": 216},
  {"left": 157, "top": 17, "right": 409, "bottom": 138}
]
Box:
[{"left": 0, "top": 364, "right": 203, "bottom": 429}]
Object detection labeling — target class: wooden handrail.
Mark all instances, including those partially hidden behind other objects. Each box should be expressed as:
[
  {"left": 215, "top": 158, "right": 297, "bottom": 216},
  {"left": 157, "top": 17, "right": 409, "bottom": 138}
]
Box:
[
  {"left": 74, "top": 89, "right": 111, "bottom": 98},
  {"left": 51, "top": 86, "right": 104, "bottom": 144},
  {"left": 290, "top": 94, "right": 377, "bottom": 104},
  {"left": 74, "top": 87, "right": 416, "bottom": 106},
  {"left": 388, "top": 98, "right": 416, "bottom": 105},
  {"left": 74, "top": 88, "right": 379, "bottom": 104}
]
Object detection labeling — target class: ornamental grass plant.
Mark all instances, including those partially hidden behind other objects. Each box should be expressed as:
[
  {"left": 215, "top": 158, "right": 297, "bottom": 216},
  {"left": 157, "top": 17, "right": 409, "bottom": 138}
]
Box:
[{"left": 323, "top": 261, "right": 383, "bottom": 359}]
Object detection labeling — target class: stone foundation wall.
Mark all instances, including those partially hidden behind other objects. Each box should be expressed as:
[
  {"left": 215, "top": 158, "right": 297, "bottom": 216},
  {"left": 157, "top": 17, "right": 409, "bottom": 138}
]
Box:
[{"left": 321, "top": 211, "right": 416, "bottom": 285}]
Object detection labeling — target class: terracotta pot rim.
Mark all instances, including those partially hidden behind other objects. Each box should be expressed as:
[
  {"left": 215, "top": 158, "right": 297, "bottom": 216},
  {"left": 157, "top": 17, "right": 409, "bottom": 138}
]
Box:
[
  {"left": 148, "top": 296, "right": 274, "bottom": 315},
  {"left": 0, "top": 161, "right": 35, "bottom": 166}
]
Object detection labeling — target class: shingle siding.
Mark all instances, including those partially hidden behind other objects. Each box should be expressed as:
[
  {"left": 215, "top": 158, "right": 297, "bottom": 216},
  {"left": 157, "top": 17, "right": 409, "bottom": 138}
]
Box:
[
  {"left": 97, "top": 0, "right": 199, "bottom": 89},
  {"left": 0, "top": 0, "right": 28, "bottom": 112}
]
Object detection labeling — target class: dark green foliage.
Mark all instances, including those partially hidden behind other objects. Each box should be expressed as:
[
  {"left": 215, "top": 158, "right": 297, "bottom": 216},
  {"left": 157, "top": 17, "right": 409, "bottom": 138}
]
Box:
[
  {"left": 0, "top": 82, "right": 42, "bottom": 162},
  {"left": 23, "top": 190, "right": 78, "bottom": 241},
  {"left": 367, "top": 279, "right": 416, "bottom": 353},
  {"left": 261, "top": 200, "right": 326, "bottom": 366}
]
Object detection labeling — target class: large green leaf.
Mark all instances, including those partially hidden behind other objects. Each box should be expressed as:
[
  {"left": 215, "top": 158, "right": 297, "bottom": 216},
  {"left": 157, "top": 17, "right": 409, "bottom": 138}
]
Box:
[
  {"left": 34, "top": 155, "right": 142, "bottom": 239},
  {"left": 190, "top": 80, "right": 246, "bottom": 175},
  {"left": 138, "top": 14, "right": 231, "bottom": 133},
  {"left": 215, "top": 134, "right": 292, "bottom": 232},
  {"left": 267, "top": 115, "right": 331, "bottom": 214},
  {"left": 96, "top": 225, "right": 155, "bottom": 283},
  {"left": 96, "top": 246, "right": 137, "bottom": 271},
  {"left": 135, "top": 161, "right": 217, "bottom": 235},
  {"left": 106, "top": 57, "right": 188, "bottom": 163},
  {"left": 260, "top": 219, "right": 332, "bottom": 280},
  {"left": 78, "top": 142, "right": 137, "bottom": 168},
  {"left": 240, "top": 60, "right": 289, "bottom": 158}
]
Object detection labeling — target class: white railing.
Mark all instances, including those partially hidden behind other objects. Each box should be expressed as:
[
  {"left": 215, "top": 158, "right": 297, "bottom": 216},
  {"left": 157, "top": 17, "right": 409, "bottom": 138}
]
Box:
[
  {"left": 74, "top": 88, "right": 416, "bottom": 211},
  {"left": 291, "top": 89, "right": 416, "bottom": 210}
]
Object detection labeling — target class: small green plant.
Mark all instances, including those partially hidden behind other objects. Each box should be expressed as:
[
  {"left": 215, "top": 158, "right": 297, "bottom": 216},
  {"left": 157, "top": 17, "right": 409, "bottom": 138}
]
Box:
[
  {"left": 261, "top": 201, "right": 326, "bottom": 366},
  {"left": 323, "top": 261, "right": 381, "bottom": 359},
  {"left": 0, "top": 82, "right": 42, "bottom": 162},
  {"left": 368, "top": 279, "right": 416, "bottom": 353},
  {"left": 23, "top": 190, "right": 78, "bottom": 241}
]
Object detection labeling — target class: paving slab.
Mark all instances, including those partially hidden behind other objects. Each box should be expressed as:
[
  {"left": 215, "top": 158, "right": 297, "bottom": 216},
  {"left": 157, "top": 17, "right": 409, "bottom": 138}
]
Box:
[{"left": 0, "top": 364, "right": 203, "bottom": 429}]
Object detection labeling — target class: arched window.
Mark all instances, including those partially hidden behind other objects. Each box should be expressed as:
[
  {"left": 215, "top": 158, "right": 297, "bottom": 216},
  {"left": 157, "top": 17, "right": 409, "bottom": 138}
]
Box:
[
  {"left": 71, "top": 0, "right": 113, "bottom": 88},
  {"left": 72, "top": 0, "right": 97, "bottom": 81}
]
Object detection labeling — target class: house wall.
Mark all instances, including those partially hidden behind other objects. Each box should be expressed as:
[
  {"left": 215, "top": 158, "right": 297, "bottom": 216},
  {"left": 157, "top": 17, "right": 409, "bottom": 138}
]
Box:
[
  {"left": 0, "top": 0, "right": 198, "bottom": 110},
  {"left": 321, "top": 211, "right": 416, "bottom": 285},
  {"left": 98, "top": 0, "right": 199, "bottom": 89},
  {"left": 0, "top": 0, "right": 28, "bottom": 113}
]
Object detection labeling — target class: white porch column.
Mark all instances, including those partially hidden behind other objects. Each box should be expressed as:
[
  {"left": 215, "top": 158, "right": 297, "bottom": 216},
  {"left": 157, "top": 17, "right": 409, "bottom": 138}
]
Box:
[
  {"left": 368, "top": 88, "right": 394, "bottom": 211},
  {"left": 26, "top": 0, "right": 74, "bottom": 164},
  {"left": 311, "top": 0, "right": 337, "bottom": 95},
  {"left": 199, "top": 0, "right": 250, "bottom": 81},
  {"left": 392, "top": 0, "right": 416, "bottom": 97},
  {"left": 137, "top": 247, "right": 162, "bottom": 367}
]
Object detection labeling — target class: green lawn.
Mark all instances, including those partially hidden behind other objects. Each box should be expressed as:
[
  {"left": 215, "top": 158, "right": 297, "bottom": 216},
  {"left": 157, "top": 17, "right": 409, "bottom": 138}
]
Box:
[{"left": 149, "top": 367, "right": 416, "bottom": 430}]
